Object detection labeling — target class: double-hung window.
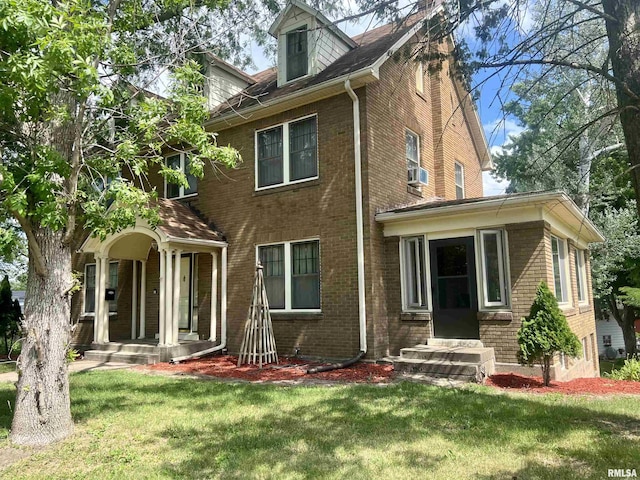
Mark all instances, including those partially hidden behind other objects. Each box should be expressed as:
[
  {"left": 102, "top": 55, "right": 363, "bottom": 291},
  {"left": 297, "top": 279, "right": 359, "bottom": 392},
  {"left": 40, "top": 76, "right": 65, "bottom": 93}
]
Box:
[
  {"left": 479, "top": 229, "right": 509, "bottom": 308},
  {"left": 286, "top": 26, "right": 308, "bottom": 81},
  {"left": 256, "top": 115, "right": 317, "bottom": 189},
  {"left": 402, "top": 236, "right": 428, "bottom": 310},
  {"left": 551, "top": 235, "right": 569, "bottom": 304},
  {"left": 416, "top": 62, "right": 424, "bottom": 93},
  {"left": 84, "top": 261, "right": 118, "bottom": 314},
  {"left": 258, "top": 239, "right": 320, "bottom": 311},
  {"left": 165, "top": 152, "right": 197, "bottom": 199},
  {"left": 574, "top": 249, "right": 588, "bottom": 304},
  {"left": 455, "top": 162, "right": 465, "bottom": 199},
  {"left": 406, "top": 130, "right": 420, "bottom": 185}
]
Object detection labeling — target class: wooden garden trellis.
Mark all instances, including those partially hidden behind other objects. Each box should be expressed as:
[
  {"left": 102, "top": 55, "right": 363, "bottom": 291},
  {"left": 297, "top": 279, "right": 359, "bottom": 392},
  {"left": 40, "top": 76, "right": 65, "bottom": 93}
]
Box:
[{"left": 237, "top": 262, "right": 278, "bottom": 368}]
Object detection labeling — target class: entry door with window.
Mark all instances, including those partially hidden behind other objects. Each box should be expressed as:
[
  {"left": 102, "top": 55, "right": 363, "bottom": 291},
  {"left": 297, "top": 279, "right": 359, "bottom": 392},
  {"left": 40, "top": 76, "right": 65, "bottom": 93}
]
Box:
[
  {"left": 429, "top": 237, "right": 479, "bottom": 339},
  {"left": 179, "top": 255, "right": 192, "bottom": 331}
]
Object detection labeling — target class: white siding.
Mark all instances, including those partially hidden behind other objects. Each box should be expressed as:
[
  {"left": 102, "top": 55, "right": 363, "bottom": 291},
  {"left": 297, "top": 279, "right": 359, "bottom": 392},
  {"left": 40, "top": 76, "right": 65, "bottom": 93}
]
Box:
[
  {"left": 595, "top": 315, "right": 626, "bottom": 357},
  {"left": 206, "top": 65, "right": 250, "bottom": 109},
  {"left": 315, "top": 28, "right": 351, "bottom": 70}
]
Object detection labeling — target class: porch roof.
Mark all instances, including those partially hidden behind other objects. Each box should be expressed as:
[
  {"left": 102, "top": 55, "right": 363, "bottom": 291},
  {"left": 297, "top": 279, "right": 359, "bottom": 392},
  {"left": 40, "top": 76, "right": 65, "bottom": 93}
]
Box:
[
  {"left": 375, "top": 191, "right": 604, "bottom": 247},
  {"left": 80, "top": 198, "right": 226, "bottom": 259}
]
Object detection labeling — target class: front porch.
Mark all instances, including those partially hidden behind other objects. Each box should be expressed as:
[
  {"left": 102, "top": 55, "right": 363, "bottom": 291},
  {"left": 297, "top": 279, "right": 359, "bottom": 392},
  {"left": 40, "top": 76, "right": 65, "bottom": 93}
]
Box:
[
  {"left": 78, "top": 199, "right": 228, "bottom": 359},
  {"left": 83, "top": 339, "right": 218, "bottom": 364}
]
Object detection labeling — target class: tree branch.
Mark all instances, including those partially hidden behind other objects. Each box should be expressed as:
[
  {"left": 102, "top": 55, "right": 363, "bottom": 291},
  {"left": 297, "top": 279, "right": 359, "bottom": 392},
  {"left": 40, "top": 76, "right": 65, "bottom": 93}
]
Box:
[
  {"left": 565, "top": 0, "right": 619, "bottom": 24},
  {"left": 12, "top": 212, "right": 48, "bottom": 277}
]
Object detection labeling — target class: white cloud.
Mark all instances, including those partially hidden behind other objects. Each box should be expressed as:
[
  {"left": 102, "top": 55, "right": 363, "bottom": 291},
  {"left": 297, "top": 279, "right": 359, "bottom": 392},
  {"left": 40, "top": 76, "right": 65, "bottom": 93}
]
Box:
[
  {"left": 483, "top": 171, "right": 510, "bottom": 196},
  {"left": 483, "top": 118, "right": 525, "bottom": 147}
]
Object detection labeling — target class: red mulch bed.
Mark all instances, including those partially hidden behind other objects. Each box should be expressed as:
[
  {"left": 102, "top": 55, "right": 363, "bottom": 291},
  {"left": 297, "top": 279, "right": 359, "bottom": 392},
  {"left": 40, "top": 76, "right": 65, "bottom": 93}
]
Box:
[
  {"left": 139, "top": 355, "right": 394, "bottom": 383},
  {"left": 487, "top": 373, "right": 640, "bottom": 395}
]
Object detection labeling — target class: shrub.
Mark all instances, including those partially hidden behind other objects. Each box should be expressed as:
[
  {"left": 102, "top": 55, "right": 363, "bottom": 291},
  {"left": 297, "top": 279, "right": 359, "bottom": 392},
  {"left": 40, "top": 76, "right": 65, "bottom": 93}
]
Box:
[
  {"left": 606, "top": 358, "right": 640, "bottom": 382},
  {"left": 517, "top": 282, "right": 581, "bottom": 386}
]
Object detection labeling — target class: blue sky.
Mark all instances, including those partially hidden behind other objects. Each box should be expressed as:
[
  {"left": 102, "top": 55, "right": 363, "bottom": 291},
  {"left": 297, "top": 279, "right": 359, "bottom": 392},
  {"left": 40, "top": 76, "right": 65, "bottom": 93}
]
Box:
[{"left": 243, "top": 3, "right": 527, "bottom": 196}]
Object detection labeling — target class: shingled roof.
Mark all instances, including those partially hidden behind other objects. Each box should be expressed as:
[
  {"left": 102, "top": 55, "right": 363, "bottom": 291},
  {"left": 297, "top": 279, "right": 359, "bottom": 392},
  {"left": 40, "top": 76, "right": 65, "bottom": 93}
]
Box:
[
  {"left": 212, "top": 14, "right": 426, "bottom": 117},
  {"left": 155, "top": 198, "right": 225, "bottom": 243}
]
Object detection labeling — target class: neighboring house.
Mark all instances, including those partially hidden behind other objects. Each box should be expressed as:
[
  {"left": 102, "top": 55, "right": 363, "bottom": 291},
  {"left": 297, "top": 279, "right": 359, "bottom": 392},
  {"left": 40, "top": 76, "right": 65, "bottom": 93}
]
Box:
[
  {"left": 596, "top": 314, "right": 640, "bottom": 359},
  {"left": 71, "top": 1, "right": 603, "bottom": 381}
]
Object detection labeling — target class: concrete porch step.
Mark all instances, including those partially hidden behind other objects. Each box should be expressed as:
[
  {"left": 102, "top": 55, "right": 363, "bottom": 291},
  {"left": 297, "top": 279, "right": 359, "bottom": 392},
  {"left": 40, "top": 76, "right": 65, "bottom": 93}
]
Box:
[
  {"left": 400, "top": 346, "right": 494, "bottom": 364},
  {"left": 427, "top": 338, "right": 484, "bottom": 348},
  {"left": 90, "top": 342, "right": 159, "bottom": 354},
  {"left": 84, "top": 350, "right": 159, "bottom": 365},
  {"left": 393, "top": 357, "right": 481, "bottom": 377}
]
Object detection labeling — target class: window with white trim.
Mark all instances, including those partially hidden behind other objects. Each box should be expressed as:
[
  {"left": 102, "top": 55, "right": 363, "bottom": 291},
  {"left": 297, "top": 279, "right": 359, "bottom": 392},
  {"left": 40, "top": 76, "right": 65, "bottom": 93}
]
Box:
[
  {"left": 603, "top": 334, "right": 612, "bottom": 347},
  {"left": 455, "top": 162, "right": 464, "bottom": 199},
  {"left": 406, "top": 130, "right": 420, "bottom": 185},
  {"left": 84, "top": 261, "right": 118, "bottom": 314},
  {"left": 258, "top": 239, "right": 320, "bottom": 311},
  {"left": 479, "top": 229, "right": 509, "bottom": 308},
  {"left": 402, "top": 236, "right": 428, "bottom": 310},
  {"left": 574, "top": 249, "right": 588, "bottom": 303},
  {"left": 165, "top": 153, "right": 197, "bottom": 199},
  {"left": 286, "top": 26, "right": 308, "bottom": 82},
  {"left": 551, "top": 235, "right": 569, "bottom": 304},
  {"left": 256, "top": 115, "right": 318, "bottom": 189},
  {"left": 416, "top": 62, "right": 424, "bottom": 93}
]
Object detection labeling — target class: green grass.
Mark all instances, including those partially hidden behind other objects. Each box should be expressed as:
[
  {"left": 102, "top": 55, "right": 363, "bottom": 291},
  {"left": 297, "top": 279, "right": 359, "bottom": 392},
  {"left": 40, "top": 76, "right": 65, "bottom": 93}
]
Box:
[
  {"left": 0, "top": 362, "right": 15, "bottom": 374},
  {"left": 1, "top": 371, "right": 639, "bottom": 479}
]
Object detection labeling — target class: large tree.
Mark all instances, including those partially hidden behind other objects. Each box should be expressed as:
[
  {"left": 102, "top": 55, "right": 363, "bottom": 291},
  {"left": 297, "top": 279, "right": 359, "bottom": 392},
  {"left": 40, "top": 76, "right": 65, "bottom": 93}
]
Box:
[{"left": 0, "top": 0, "right": 271, "bottom": 446}]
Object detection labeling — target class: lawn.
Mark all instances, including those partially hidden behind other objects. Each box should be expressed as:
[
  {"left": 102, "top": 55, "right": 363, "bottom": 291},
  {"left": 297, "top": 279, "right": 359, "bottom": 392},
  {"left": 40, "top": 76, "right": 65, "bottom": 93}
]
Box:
[
  {"left": 0, "top": 370, "right": 639, "bottom": 479},
  {"left": 0, "top": 363, "right": 14, "bottom": 374}
]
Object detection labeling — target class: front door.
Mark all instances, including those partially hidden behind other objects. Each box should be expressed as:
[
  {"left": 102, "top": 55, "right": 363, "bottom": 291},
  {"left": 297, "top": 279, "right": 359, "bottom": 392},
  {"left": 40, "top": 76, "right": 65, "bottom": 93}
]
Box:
[
  {"left": 179, "top": 255, "right": 192, "bottom": 331},
  {"left": 429, "top": 237, "right": 479, "bottom": 339}
]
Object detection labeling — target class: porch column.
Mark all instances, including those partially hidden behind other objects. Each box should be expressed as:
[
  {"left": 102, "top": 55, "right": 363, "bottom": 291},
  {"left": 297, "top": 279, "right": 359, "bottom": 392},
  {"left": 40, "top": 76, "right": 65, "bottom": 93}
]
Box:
[
  {"left": 209, "top": 251, "right": 218, "bottom": 342},
  {"left": 164, "top": 248, "right": 173, "bottom": 345},
  {"left": 159, "top": 248, "right": 166, "bottom": 345},
  {"left": 99, "top": 256, "right": 110, "bottom": 343},
  {"left": 138, "top": 260, "right": 146, "bottom": 339},
  {"left": 172, "top": 249, "right": 182, "bottom": 345},
  {"left": 131, "top": 260, "right": 138, "bottom": 339},
  {"left": 93, "top": 257, "right": 102, "bottom": 344},
  {"left": 221, "top": 246, "right": 227, "bottom": 345}
]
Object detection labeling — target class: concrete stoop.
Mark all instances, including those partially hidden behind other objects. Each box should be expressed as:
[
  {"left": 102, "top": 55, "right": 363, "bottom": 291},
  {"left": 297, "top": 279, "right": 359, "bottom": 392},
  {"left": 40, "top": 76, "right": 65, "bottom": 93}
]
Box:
[
  {"left": 83, "top": 340, "right": 215, "bottom": 365},
  {"left": 391, "top": 342, "right": 496, "bottom": 384}
]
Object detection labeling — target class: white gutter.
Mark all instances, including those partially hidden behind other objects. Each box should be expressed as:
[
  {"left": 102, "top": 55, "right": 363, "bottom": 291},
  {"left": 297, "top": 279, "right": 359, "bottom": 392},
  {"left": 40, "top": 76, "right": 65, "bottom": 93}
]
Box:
[
  {"left": 170, "top": 245, "right": 228, "bottom": 363},
  {"left": 345, "top": 79, "right": 367, "bottom": 355}
]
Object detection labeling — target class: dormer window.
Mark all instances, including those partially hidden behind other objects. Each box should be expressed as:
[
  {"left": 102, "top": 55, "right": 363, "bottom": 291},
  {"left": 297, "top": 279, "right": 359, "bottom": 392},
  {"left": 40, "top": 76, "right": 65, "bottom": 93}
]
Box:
[{"left": 286, "top": 26, "right": 308, "bottom": 81}]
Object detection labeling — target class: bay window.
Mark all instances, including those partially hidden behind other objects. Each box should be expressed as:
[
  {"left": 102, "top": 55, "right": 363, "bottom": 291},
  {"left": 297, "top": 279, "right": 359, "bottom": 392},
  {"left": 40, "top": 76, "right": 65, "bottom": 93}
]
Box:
[
  {"left": 575, "top": 249, "right": 588, "bottom": 303},
  {"left": 551, "top": 235, "right": 570, "bottom": 304}
]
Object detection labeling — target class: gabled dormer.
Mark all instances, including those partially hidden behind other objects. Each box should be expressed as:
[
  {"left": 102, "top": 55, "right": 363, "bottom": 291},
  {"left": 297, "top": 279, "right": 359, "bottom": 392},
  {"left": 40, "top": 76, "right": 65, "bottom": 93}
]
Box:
[
  {"left": 204, "top": 54, "right": 255, "bottom": 109},
  {"left": 269, "top": 0, "right": 357, "bottom": 87}
]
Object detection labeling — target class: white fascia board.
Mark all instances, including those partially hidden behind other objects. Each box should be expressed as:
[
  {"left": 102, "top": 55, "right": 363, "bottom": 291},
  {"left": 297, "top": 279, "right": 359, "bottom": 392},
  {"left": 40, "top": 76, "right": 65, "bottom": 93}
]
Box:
[{"left": 163, "top": 236, "right": 228, "bottom": 249}]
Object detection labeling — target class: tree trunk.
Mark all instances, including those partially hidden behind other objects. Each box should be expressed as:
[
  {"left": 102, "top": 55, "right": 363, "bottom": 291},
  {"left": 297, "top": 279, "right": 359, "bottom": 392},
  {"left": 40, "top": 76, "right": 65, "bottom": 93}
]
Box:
[
  {"left": 10, "top": 229, "right": 74, "bottom": 446},
  {"left": 601, "top": 0, "right": 640, "bottom": 217},
  {"left": 542, "top": 355, "right": 552, "bottom": 386}
]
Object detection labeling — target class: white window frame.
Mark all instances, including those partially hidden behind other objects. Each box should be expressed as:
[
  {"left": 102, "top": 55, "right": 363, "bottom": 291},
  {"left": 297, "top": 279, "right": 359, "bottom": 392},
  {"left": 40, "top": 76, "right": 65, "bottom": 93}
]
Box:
[
  {"left": 455, "top": 161, "right": 465, "bottom": 199},
  {"left": 478, "top": 229, "right": 510, "bottom": 308},
  {"left": 416, "top": 61, "right": 424, "bottom": 93},
  {"left": 406, "top": 129, "right": 420, "bottom": 186},
  {"left": 551, "top": 235, "right": 571, "bottom": 305},
  {"left": 255, "top": 114, "right": 318, "bottom": 191},
  {"left": 400, "top": 235, "right": 431, "bottom": 312},
  {"left": 575, "top": 249, "right": 588, "bottom": 304},
  {"left": 83, "top": 261, "right": 119, "bottom": 315},
  {"left": 256, "top": 238, "right": 321, "bottom": 313},
  {"left": 164, "top": 152, "right": 197, "bottom": 199}
]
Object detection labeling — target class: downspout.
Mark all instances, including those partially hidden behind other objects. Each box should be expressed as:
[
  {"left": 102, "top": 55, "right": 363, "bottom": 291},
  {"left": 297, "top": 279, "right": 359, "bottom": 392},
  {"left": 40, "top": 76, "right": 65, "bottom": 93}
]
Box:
[
  {"left": 170, "top": 246, "right": 228, "bottom": 363},
  {"left": 308, "top": 79, "right": 367, "bottom": 373}
]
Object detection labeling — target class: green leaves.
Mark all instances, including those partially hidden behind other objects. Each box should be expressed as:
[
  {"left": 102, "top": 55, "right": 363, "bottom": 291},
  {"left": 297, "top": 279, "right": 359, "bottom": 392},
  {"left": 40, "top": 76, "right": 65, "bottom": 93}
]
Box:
[{"left": 517, "top": 282, "right": 582, "bottom": 367}]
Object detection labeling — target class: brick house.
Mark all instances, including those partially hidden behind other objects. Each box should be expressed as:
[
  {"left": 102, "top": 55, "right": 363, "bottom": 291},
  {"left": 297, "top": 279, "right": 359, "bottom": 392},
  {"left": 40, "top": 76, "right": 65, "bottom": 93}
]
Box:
[{"left": 73, "top": 1, "right": 603, "bottom": 380}]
